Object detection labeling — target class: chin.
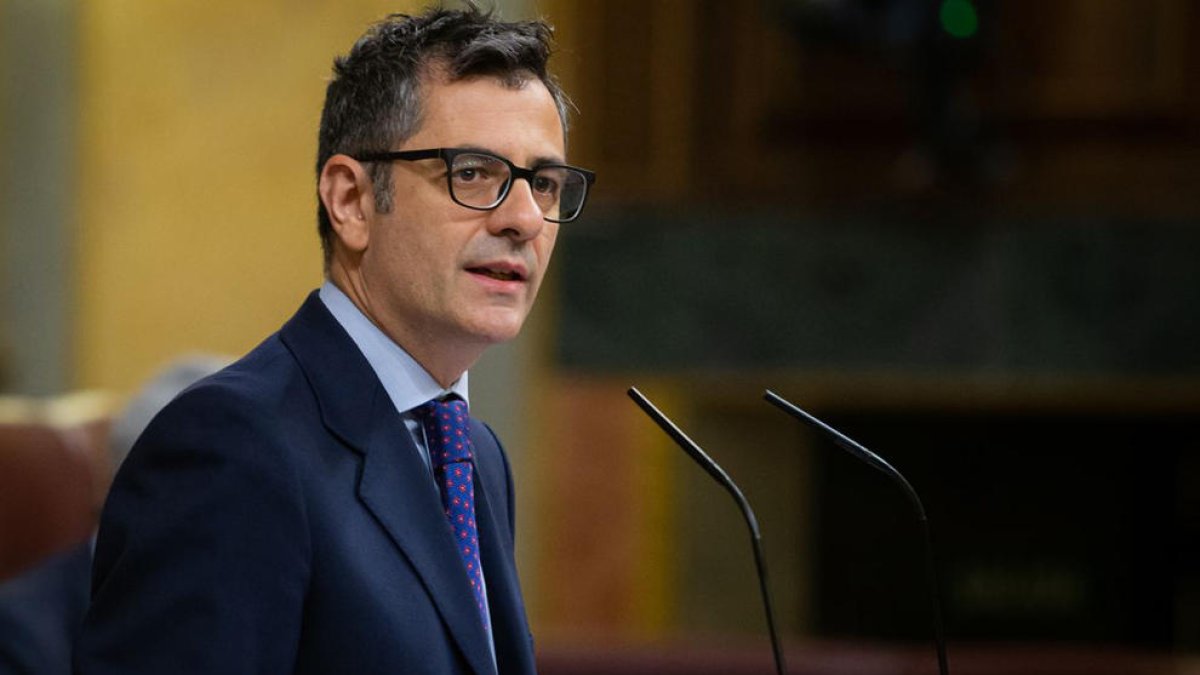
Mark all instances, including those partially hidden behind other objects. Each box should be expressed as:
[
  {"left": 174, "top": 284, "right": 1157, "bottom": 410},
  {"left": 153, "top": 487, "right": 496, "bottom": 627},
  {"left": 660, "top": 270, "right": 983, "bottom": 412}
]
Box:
[
  {"left": 463, "top": 314, "right": 528, "bottom": 345},
  {"left": 478, "top": 324, "right": 525, "bottom": 345},
  {"left": 453, "top": 297, "right": 539, "bottom": 344}
]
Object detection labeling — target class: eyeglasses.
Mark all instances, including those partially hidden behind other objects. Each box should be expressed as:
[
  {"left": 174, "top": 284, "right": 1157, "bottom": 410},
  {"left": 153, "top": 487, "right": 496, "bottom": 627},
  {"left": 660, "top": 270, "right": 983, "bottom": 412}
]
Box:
[{"left": 354, "top": 148, "right": 596, "bottom": 223}]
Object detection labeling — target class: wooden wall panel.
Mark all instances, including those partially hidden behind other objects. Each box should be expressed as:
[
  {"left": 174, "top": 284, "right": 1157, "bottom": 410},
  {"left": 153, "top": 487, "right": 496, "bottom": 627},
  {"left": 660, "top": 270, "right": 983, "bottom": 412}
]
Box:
[{"left": 546, "top": 0, "right": 1200, "bottom": 214}]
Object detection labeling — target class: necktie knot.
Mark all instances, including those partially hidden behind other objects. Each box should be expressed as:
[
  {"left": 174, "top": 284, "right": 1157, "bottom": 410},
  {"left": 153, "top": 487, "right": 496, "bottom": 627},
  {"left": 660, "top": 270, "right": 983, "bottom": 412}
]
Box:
[{"left": 418, "top": 398, "right": 472, "bottom": 467}]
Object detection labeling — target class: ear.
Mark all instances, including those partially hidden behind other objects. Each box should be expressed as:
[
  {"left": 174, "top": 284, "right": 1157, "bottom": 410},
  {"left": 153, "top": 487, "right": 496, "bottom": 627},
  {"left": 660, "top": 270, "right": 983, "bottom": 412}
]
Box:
[{"left": 318, "top": 154, "right": 374, "bottom": 254}]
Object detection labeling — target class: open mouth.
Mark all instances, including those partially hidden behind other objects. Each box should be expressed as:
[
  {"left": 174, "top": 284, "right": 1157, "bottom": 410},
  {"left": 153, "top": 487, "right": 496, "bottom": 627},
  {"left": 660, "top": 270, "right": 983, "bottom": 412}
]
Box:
[{"left": 467, "top": 266, "right": 524, "bottom": 282}]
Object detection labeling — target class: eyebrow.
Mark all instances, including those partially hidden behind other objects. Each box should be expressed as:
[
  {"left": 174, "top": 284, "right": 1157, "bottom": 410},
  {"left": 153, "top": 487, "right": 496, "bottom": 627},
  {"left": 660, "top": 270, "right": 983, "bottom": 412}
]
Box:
[
  {"left": 451, "top": 144, "right": 566, "bottom": 168},
  {"left": 529, "top": 154, "right": 568, "bottom": 168}
]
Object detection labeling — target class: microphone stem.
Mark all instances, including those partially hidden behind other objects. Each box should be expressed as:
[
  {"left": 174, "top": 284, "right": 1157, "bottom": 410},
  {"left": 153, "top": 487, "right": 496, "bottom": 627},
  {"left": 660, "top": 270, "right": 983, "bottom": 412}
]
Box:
[
  {"left": 627, "top": 388, "right": 788, "bottom": 675},
  {"left": 764, "top": 390, "right": 951, "bottom": 675},
  {"left": 748, "top": 528, "right": 787, "bottom": 675},
  {"left": 711, "top": 463, "right": 788, "bottom": 675},
  {"left": 921, "top": 517, "right": 950, "bottom": 675}
]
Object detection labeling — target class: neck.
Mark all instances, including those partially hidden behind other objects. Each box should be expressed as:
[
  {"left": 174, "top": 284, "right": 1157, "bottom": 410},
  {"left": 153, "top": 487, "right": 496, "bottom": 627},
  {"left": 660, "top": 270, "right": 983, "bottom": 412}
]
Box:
[{"left": 327, "top": 262, "right": 482, "bottom": 388}]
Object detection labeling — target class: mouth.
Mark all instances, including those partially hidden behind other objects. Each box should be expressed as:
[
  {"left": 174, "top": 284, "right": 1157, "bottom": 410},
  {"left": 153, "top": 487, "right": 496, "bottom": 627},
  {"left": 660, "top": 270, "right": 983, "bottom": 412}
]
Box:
[{"left": 465, "top": 263, "right": 528, "bottom": 283}]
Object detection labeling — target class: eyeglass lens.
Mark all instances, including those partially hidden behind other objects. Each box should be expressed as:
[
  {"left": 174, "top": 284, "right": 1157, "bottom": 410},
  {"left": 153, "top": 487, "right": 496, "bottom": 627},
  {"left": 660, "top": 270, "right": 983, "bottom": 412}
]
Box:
[{"left": 448, "top": 152, "right": 588, "bottom": 222}]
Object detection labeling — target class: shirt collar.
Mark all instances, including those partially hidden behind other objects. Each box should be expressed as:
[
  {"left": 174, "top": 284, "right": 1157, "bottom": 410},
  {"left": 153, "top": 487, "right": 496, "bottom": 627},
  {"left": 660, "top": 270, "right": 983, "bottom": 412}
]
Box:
[{"left": 318, "top": 281, "right": 469, "bottom": 414}]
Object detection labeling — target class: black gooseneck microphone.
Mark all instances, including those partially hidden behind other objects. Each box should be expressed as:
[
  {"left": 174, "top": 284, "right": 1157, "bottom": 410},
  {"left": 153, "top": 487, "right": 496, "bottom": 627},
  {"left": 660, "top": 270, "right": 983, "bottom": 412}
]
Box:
[
  {"left": 627, "top": 387, "right": 787, "bottom": 675},
  {"left": 763, "top": 389, "right": 950, "bottom": 675}
]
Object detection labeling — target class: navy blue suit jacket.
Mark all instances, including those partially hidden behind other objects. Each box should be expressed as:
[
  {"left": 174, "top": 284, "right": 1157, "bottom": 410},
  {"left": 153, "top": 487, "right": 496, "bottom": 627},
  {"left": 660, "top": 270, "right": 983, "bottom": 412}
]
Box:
[
  {"left": 0, "top": 541, "right": 91, "bottom": 675},
  {"left": 75, "top": 292, "right": 535, "bottom": 674}
]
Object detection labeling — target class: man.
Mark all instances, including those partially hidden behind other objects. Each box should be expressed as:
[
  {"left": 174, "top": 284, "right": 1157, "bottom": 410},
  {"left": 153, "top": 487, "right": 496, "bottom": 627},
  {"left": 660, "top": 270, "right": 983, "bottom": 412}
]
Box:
[
  {"left": 75, "top": 6, "right": 592, "bottom": 675},
  {"left": 0, "top": 355, "right": 225, "bottom": 675}
]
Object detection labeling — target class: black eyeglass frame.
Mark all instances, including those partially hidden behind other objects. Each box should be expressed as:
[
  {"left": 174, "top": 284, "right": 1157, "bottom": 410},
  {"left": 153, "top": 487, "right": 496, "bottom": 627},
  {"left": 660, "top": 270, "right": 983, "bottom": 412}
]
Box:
[{"left": 353, "top": 148, "right": 596, "bottom": 223}]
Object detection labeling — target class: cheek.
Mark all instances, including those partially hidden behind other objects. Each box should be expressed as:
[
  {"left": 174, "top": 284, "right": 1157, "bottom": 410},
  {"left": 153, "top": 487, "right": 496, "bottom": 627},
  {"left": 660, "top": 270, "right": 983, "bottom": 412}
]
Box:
[
  {"left": 365, "top": 222, "right": 431, "bottom": 298},
  {"left": 536, "top": 227, "right": 560, "bottom": 265},
  {"left": 526, "top": 232, "right": 559, "bottom": 302}
]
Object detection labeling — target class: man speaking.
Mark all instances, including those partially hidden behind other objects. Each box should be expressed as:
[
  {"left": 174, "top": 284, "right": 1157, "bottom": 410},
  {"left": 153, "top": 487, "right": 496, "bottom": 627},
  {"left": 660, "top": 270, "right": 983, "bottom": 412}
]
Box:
[{"left": 75, "top": 5, "right": 593, "bottom": 674}]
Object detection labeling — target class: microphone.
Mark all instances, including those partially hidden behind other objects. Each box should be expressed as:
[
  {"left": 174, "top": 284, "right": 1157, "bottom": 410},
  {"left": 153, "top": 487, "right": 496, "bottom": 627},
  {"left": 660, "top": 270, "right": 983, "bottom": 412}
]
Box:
[
  {"left": 763, "top": 389, "right": 950, "bottom": 675},
  {"left": 627, "top": 387, "right": 787, "bottom": 675}
]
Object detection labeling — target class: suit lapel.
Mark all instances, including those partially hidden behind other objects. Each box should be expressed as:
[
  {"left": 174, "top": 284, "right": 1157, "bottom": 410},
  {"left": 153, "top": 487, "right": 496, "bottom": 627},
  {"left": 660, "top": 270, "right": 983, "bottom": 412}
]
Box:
[
  {"left": 280, "top": 293, "right": 495, "bottom": 675},
  {"left": 357, "top": 398, "right": 495, "bottom": 675},
  {"left": 472, "top": 438, "right": 535, "bottom": 675}
]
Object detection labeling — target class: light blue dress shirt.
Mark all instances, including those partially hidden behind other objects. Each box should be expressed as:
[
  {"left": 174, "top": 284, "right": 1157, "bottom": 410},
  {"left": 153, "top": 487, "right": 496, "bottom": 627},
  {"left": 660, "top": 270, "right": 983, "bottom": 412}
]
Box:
[
  {"left": 319, "top": 281, "right": 496, "bottom": 666},
  {"left": 320, "top": 281, "right": 469, "bottom": 473}
]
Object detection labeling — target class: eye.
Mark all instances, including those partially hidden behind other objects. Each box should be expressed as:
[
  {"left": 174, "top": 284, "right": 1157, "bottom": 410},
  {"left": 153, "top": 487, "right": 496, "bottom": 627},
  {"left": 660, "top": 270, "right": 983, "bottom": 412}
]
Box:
[
  {"left": 452, "top": 166, "right": 486, "bottom": 183},
  {"left": 531, "top": 171, "right": 562, "bottom": 196},
  {"left": 450, "top": 154, "right": 505, "bottom": 186}
]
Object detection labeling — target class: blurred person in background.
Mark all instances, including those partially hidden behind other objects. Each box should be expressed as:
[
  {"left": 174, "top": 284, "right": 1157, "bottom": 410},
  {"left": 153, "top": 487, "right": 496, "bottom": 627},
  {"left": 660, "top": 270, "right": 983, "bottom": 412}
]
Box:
[{"left": 0, "top": 355, "right": 227, "bottom": 675}]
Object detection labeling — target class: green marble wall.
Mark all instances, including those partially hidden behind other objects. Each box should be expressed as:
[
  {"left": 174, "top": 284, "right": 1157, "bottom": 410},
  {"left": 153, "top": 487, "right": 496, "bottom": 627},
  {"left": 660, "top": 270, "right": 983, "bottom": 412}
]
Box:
[{"left": 557, "top": 210, "right": 1199, "bottom": 376}]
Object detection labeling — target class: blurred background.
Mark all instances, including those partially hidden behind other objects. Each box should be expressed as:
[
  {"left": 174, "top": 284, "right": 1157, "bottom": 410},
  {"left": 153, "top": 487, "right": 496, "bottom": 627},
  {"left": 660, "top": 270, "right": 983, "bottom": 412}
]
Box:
[{"left": 2, "top": 0, "right": 1198, "bottom": 673}]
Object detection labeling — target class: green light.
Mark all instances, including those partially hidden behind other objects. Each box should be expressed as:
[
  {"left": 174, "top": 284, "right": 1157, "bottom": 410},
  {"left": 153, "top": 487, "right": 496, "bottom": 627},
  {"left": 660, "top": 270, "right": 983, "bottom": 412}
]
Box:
[{"left": 940, "top": 0, "right": 979, "bottom": 39}]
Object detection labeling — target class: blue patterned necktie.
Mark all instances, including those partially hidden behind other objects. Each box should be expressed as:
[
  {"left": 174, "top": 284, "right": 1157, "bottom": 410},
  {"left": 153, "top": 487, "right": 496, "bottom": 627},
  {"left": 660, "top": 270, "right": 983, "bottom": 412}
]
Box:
[{"left": 417, "top": 398, "right": 489, "bottom": 632}]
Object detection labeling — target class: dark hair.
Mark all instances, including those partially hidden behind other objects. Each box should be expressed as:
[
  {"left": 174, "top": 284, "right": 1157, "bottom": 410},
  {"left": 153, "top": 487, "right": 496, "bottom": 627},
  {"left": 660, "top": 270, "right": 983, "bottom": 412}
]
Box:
[{"left": 316, "top": 3, "right": 570, "bottom": 267}]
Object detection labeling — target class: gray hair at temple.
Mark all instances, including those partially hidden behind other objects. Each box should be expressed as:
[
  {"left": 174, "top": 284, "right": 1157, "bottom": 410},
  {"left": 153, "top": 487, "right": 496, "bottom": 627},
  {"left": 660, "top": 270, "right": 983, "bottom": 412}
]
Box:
[{"left": 108, "top": 355, "right": 230, "bottom": 471}]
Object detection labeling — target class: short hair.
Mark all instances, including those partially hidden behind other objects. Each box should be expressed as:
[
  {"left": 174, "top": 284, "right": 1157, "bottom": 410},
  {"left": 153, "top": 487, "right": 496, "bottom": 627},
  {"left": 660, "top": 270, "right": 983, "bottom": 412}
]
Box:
[
  {"left": 316, "top": 3, "right": 571, "bottom": 268},
  {"left": 108, "top": 354, "right": 229, "bottom": 472}
]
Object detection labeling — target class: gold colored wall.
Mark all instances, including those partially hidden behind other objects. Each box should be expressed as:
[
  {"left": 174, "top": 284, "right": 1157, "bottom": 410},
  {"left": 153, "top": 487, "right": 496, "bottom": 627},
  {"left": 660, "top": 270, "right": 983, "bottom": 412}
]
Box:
[{"left": 75, "top": 1, "right": 421, "bottom": 393}]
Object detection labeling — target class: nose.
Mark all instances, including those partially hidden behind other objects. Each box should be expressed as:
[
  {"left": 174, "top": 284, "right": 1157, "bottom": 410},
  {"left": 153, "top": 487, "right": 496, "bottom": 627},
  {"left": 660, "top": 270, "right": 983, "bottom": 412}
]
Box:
[{"left": 486, "top": 177, "right": 545, "bottom": 241}]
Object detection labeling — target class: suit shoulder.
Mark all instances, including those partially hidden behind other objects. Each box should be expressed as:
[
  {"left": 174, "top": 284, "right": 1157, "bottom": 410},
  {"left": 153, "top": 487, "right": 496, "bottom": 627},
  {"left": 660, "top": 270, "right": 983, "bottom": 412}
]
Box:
[
  {"left": 147, "top": 336, "right": 309, "bottom": 433},
  {"left": 120, "top": 339, "right": 322, "bottom": 492}
]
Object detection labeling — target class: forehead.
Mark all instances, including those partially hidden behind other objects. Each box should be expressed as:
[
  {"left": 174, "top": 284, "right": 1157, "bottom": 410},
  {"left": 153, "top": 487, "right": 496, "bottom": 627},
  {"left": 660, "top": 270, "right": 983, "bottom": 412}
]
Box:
[{"left": 409, "top": 74, "right": 566, "bottom": 161}]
